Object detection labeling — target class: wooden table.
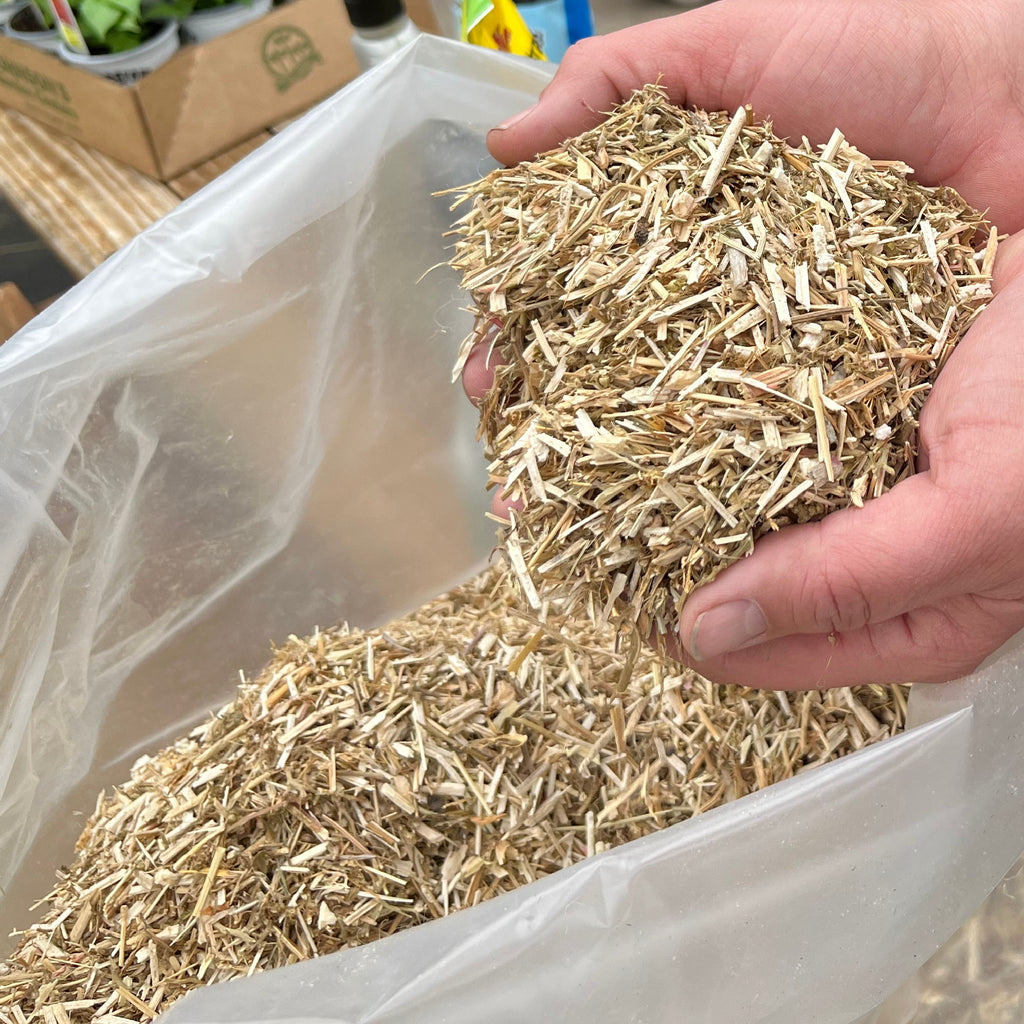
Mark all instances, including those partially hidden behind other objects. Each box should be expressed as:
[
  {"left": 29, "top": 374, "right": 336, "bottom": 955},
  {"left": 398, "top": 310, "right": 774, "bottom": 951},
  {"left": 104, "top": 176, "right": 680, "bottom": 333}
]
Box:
[
  {"left": 0, "top": 3, "right": 680, "bottom": 282},
  {"left": 0, "top": 107, "right": 278, "bottom": 279}
]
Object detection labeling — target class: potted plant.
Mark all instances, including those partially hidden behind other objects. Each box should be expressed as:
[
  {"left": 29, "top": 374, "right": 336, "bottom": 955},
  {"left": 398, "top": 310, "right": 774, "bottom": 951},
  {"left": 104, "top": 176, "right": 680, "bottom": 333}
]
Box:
[
  {"left": 56, "top": 0, "right": 180, "bottom": 82},
  {"left": 0, "top": 0, "right": 21, "bottom": 27},
  {"left": 3, "top": 0, "right": 62, "bottom": 52},
  {"left": 181, "top": 0, "right": 270, "bottom": 44}
]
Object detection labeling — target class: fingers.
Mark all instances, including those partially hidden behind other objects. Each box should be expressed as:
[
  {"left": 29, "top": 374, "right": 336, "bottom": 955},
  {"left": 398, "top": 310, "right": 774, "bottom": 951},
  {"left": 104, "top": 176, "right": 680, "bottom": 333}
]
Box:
[
  {"left": 485, "top": 0, "right": 1014, "bottom": 223},
  {"left": 460, "top": 326, "right": 520, "bottom": 520},
  {"left": 666, "top": 593, "right": 1024, "bottom": 689},
  {"left": 993, "top": 229, "right": 1024, "bottom": 293},
  {"left": 486, "top": 0, "right": 855, "bottom": 167},
  {"left": 677, "top": 473, "right": 986, "bottom": 671},
  {"left": 491, "top": 486, "right": 522, "bottom": 521},
  {"left": 488, "top": 10, "right": 746, "bottom": 166},
  {"left": 459, "top": 335, "right": 518, "bottom": 519},
  {"left": 460, "top": 329, "right": 504, "bottom": 406}
]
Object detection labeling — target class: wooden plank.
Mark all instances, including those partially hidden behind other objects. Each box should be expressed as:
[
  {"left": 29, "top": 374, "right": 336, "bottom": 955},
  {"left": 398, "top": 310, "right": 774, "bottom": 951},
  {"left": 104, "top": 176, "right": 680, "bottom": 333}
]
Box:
[
  {"left": 0, "top": 107, "right": 178, "bottom": 277},
  {"left": 0, "top": 282, "right": 35, "bottom": 342},
  {"left": 167, "top": 132, "right": 272, "bottom": 200},
  {"left": 0, "top": 4, "right": 457, "bottom": 279}
]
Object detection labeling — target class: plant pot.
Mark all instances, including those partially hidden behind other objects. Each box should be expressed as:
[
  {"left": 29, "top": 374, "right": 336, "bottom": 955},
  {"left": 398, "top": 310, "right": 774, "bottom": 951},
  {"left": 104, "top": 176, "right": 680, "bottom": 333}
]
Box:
[
  {"left": 57, "top": 19, "right": 179, "bottom": 83},
  {"left": 182, "top": 0, "right": 272, "bottom": 43},
  {"left": 3, "top": 4, "right": 61, "bottom": 51},
  {"left": 0, "top": 0, "right": 20, "bottom": 28}
]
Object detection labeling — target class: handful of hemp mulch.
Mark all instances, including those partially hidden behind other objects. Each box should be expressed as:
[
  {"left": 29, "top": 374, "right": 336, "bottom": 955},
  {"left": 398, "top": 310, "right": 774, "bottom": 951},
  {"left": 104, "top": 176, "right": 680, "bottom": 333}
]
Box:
[{"left": 448, "top": 85, "right": 997, "bottom": 639}]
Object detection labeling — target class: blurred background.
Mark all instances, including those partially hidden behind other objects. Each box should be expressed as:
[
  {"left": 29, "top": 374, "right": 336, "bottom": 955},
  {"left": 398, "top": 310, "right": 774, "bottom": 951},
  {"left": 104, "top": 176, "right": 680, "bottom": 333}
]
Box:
[
  {"left": 0, "top": 0, "right": 709, "bottom": 325},
  {"left": 592, "top": 0, "right": 706, "bottom": 32}
]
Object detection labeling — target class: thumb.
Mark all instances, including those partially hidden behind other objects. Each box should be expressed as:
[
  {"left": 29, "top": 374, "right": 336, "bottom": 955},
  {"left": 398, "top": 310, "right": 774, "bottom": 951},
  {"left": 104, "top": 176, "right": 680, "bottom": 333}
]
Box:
[
  {"left": 487, "top": 4, "right": 757, "bottom": 167},
  {"left": 678, "top": 473, "right": 976, "bottom": 662}
]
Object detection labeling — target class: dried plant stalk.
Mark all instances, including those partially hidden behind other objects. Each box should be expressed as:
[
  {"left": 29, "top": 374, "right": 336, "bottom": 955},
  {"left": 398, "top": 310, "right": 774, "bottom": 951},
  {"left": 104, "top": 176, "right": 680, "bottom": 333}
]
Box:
[
  {"left": 448, "top": 86, "right": 996, "bottom": 634},
  {"left": 0, "top": 566, "right": 906, "bottom": 1020},
  {"left": 912, "top": 854, "right": 1024, "bottom": 1023}
]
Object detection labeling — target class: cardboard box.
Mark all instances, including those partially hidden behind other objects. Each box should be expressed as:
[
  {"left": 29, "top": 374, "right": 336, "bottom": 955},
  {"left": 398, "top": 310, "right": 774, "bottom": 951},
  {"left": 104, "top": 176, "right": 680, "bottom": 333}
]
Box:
[{"left": 0, "top": 0, "right": 439, "bottom": 180}]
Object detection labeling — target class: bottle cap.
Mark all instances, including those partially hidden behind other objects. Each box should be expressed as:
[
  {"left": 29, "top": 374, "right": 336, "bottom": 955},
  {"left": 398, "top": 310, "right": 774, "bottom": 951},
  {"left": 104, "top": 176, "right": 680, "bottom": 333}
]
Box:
[{"left": 343, "top": 0, "right": 404, "bottom": 28}]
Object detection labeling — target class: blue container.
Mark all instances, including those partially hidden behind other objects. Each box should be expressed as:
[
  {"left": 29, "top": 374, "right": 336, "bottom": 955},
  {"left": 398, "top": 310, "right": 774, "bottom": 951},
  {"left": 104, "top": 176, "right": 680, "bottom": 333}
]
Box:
[
  {"left": 563, "top": 0, "right": 593, "bottom": 43},
  {"left": 516, "top": 0, "right": 570, "bottom": 60},
  {"left": 517, "top": 0, "right": 592, "bottom": 61}
]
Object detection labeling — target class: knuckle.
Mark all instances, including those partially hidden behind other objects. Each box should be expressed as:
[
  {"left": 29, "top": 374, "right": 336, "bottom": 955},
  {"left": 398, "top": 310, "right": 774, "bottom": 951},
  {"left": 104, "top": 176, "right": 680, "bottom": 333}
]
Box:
[
  {"left": 560, "top": 35, "right": 601, "bottom": 67},
  {"left": 914, "top": 646, "right": 985, "bottom": 685},
  {"left": 946, "top": 649, "right": 987, "bottom": 680},
  {"left": 801, "top": 546, "right": 874, "bottom": 635},
  {"left": 898, "top": 601, "right": 1011, "bottom": 684},
  {"left": 921, "top": 602, "right": 1012, "bottom": 682}
]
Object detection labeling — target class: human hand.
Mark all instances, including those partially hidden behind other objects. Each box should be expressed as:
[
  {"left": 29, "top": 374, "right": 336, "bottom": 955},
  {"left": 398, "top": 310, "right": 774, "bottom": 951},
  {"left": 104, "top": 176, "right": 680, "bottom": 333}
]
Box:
[
  {"left": 461, "top": 0, "right": 1024, "bottom": 688},
  {"left": 671, "top": 242, "right": 1024, "bottom": 689},
  {"left": 488, "top": 0, "right": 1024, "bottom": 234}
]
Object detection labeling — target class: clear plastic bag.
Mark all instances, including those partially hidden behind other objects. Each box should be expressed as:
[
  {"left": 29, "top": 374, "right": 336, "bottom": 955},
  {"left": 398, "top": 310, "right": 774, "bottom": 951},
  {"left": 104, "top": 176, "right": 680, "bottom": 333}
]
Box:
[{"left": 1, "top": 36, "right": 1023, "bottom": 1024}]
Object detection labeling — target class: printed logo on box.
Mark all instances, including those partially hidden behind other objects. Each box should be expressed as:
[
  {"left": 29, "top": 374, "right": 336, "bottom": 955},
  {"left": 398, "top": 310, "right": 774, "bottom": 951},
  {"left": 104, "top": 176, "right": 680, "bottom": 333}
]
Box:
[
  {"left": 262, "top": 26, "right": 321, "bottom": 93},
  {"left": 0, "top": 53, "right": 77, "bottom": 120}
]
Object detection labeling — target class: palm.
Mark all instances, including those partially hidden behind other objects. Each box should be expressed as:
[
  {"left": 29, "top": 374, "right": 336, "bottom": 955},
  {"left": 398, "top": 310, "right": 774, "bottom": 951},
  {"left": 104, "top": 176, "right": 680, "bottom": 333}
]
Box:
[
  {"left": 710, "top": 261, "right": 1024, "bottom": 689},
  {"left": 916, "top": 257, "right": 1024, "bottom": 605}
]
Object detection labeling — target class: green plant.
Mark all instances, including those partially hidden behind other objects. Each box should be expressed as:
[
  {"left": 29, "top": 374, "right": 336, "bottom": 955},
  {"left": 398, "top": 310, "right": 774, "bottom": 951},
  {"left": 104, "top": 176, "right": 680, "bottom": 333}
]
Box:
[
  {"left": 71, "top": 0, "right": 188, "bottom": 51},
  {"left": 26, "top": 0, "right": 55, "bottom": 28},
  {"left": 73, "top": 0, "right": 145, "bottom": 51}
]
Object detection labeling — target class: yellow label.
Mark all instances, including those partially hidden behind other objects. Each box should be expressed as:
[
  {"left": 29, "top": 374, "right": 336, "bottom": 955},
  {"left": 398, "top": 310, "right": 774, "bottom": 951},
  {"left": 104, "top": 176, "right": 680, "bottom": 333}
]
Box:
[
  {"left": 461, "top": 0, "right": 546, "bottom": 60},
  {"left": 45, "top": 0, "right": 89, "bottom": 54}
]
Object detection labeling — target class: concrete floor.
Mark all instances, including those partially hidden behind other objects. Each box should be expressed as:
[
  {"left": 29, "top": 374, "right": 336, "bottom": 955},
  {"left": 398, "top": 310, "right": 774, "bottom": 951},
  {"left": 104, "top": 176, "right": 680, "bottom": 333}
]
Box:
[
  {"left": 0, "top": 198, "right": 73, "bottom": 306},
  {"left": 591, "top": 0, "right": 712, "bottom": 33}
]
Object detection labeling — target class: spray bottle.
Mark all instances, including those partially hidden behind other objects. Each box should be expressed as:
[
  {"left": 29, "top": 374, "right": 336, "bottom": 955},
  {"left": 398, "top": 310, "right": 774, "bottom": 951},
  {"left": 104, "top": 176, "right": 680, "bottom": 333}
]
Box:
[{"left": 343, "top": 0, "right": 421, "bottom": 71}]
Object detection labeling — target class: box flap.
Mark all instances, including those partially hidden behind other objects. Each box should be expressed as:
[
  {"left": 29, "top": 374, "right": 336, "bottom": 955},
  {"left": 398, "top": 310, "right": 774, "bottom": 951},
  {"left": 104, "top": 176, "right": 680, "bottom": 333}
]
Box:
[
  {"left": 0, "top": 36, "right": 159, "bottom": 177},
  {"left": 136, "top": 0, "right": 359, "bottom": 178}
]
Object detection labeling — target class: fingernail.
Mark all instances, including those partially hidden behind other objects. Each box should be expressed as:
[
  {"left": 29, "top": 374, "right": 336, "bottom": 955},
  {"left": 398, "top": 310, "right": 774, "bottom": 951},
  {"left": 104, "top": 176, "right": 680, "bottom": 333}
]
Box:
[
  {"left": 491, "top": 104, "right": 537, "bottom": 133},
  {"left": 688, "top": 600, "right": 768, "bottom": 661}
]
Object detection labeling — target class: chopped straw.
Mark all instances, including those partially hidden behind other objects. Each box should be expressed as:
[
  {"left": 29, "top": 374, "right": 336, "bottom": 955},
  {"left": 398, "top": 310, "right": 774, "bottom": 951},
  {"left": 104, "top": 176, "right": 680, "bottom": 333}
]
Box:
[
  {"left": 2, "top": 87, "right": 993, "bottom": 1018},
  {"left": 0, "top": 566, "right": 907, "bottom": 1020},
  {"left": 448, "top": 86, "right": 996, "bottom": 635}
]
